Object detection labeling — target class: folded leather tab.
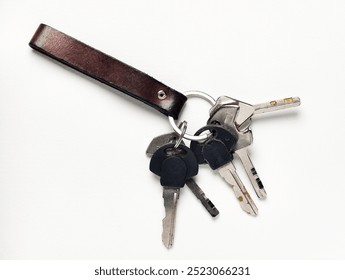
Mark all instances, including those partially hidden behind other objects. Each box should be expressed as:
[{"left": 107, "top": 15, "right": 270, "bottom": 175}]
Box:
[{"left": 29, "top": 24, "right": 187, "bottom": 119}]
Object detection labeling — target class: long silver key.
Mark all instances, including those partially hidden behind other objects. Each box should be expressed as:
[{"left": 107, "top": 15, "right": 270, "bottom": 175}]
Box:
[
  {"left": 208, "top": 96, "right": 301, "bottom": 198},
  {"left": 147, "top": 132, "right": 219, "bottom": 217},
  {"left": 149, "top": 142, "right": 199, "bottom": 248},
  {"left": 190, "top": 125, "right": 258, "bottom": 216},
  {"left": 210, "top": 96, "right": 301, "bottom": 130},
  {"left": 254, "top": 97, "right": 301, "bottom": 114},
  {"left": 162, "top": 188, "right": 179, "bottom": 249},
  {"left": 218, "top": 162, "right": 258, "bottom": 215}
]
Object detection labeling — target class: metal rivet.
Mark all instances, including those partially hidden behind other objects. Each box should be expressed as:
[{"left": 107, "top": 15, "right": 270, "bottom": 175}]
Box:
[{"left": 157, "top": 90, "right": 167, "bottom": 100}]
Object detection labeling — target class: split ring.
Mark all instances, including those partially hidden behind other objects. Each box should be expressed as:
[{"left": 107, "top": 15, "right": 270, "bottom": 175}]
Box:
[{"left": 174, "top": 121, "right": 187, "bottom": 148}]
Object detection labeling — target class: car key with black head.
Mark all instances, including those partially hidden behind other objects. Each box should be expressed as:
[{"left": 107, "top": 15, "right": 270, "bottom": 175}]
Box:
[
  {"left": 190, "top": 125, "right": 258, "bottom": 216},
  {"left": 146, "top": 132, "right": 219, "bottom": 217},
  {"left": 149, "top": 142, "right": 199, "bottom": 248},
  {"left": 208, "top": 104, "right": 267, "bottom": 199}
]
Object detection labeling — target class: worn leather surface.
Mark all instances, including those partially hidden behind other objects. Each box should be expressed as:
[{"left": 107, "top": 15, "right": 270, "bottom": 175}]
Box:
[{"left": 29, "top": 24, "right": 186, "bottom": 119}]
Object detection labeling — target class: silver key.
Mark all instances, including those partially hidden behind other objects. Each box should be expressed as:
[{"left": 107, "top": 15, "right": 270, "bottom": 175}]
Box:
[
  {"left": 253, "top": 97, "right": 301, "bottom": 114},
  {"left": 150, "top": 142, "right": 198, "bottom": 249},
  {"left": 146, "top": 132, "right": 219, "bottom": 217},
  {"left": 208, "top": 105, "right": 267, "bottom": 199},
  {"left": 162, "top": 188, "right": 179, "bottom": 249},
  {"left": 210, "top": 96, "right": 301, "bottom": 130},
  {"left": 218, "top": 162, "right": 258, "bottom": 215}
]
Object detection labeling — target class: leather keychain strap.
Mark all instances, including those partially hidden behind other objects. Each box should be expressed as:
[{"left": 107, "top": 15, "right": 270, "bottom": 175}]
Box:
[{"left": 29, "top": 24, "right": 187, "bottom": 119}]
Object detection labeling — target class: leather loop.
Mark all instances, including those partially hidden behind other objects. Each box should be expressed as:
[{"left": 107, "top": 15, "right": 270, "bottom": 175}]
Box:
[{"left": 29, "top": 24, "right": 187, "bottom": 119}]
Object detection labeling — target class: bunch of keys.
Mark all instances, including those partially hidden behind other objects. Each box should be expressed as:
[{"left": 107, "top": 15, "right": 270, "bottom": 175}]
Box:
[
  {"left": 146, "top": 122, "right": 220, "bottom": 248},
  {"left": 147, "top": 93, "right": 300, "bottom": 248},
  {"left": 29, "top": 24, "right": 301, "bottom": 249}
]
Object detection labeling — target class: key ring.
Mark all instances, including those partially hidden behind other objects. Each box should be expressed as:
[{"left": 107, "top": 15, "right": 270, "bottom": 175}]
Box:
[
  {"left": 168, "top": 90, "right": 216, "bottom": 142},
  {"left": 174, "top": 121, "right": 187, "bottom": 148}
]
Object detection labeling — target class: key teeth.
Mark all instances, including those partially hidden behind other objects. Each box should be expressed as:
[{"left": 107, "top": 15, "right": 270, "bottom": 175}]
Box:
[
  {"left": 185, "top": 178, "right": 220, "bottom": 218},
  {"left": 218, "top": 163, "right": 259, "bottom": 216},
  {"left": 203, "top": 199, "right": 220, "bottom": 217},
  {"left": 235, "top": 149, "right": 268, "bottom": 200},
  {"left": 256, "top": 179, "right": 263, "bottom": 189},
  {"left": 252, "top": 171, "right": 267, "bottom": 199},
  {"left": 253, "top": 96, "right": 301, "bottom": 114},
  {"left": 238, "top": 193, "right": 258, "bottom": 216}
]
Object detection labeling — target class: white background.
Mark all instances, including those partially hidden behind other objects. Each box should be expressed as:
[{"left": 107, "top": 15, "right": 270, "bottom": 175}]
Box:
[{"left": 0, "top": 0, "right": 344, "bottom": 260}]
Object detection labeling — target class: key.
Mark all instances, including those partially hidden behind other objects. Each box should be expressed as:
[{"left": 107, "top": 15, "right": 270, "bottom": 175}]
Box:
[
  {"left": 185, "top": 178, "right": 219, "bottom": 217},
  {"left": 149, "top": 143, "right": 199, "bottom": 248},
  {"left": 253, "top": 97, "right": 301, "bottom": 114},
  {"left": 146, "top": 132, "right": 219, "bottom": 217},
  {"left": 208, "top": 105, "right": 267, "bottom": 199},
  {"left": 208, "top": 96, "right": 301, "bottom": 198},
  {"left": 190, "top": 125, "right": 258, "bottom": 216},
  {"left": 210, "top": 96, "right": 301, "bottom": 130}
]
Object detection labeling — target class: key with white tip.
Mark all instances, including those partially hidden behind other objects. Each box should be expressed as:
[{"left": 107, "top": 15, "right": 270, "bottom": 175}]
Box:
[
  {"left": 253, "top": 97, "right": 301, "bottom": 115},
  {"left": 209, "top": 96, "right": 301, "bottom": 130}
]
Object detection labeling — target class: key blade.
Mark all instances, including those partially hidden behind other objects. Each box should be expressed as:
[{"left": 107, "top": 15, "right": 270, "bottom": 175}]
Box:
[
  {"left": 253, "top": 97, "right": 301, "bottom": 114},
  {"left": 162, "top": 188, "right": 180, "bottom": 249},
  {"left": 218, "top": 162, "right": 258, "bottom": 216},
  {"left": 146, "top": 133, "right": 178, "bottom": 157},
  {"left": 235, "top": 148, "right": 267, "bottom": 199},
  {"left": 185, "top": 178, "right": 219, "bottom": 217}
]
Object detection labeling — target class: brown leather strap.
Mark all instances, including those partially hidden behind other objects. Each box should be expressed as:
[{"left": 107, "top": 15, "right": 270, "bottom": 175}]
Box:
[{"left": 29, "top": 24, "right": 186, "bottom": 119}]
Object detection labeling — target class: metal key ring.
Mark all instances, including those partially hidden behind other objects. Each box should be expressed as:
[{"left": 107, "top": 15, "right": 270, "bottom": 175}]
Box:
[
  {"left": 168, "top": 90, "right": 216, "bottom": 142},
  {"left": 174, "top": 121, "right": 187, "bottom": 148}
]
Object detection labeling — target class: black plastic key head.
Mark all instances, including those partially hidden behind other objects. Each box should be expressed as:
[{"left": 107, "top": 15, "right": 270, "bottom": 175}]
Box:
[
  {"left": 190, "top": 125, "right": 238, "bottom": 165},
  {"left": 149, "top": 143, "right": 199, "bottom": 188},
  {"left": 160, "top": 156, "right": 187, "bottom": 188},
  {"left": 202, "top": 139, "right": 233, "bottom": 170}
]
